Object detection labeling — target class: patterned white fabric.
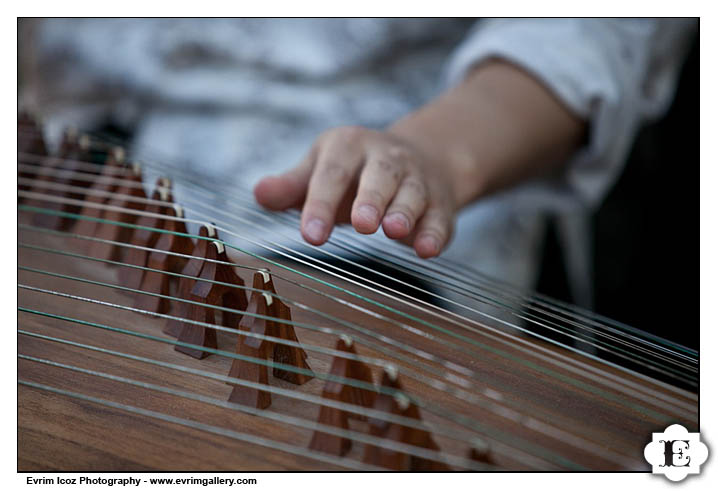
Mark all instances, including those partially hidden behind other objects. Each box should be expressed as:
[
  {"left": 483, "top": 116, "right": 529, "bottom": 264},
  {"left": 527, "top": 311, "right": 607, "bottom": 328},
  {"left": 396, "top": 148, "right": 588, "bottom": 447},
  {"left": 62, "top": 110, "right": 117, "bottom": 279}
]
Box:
[{"left": 20, "top": 18, "right": 696, "bottom": 322}]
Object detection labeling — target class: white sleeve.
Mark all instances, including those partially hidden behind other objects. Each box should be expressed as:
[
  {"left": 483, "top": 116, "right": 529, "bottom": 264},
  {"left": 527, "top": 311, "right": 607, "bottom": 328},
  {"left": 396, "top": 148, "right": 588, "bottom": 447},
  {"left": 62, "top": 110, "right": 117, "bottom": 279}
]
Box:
[{"left": 444, "top": 18, "right": 697, "bottom": 211}]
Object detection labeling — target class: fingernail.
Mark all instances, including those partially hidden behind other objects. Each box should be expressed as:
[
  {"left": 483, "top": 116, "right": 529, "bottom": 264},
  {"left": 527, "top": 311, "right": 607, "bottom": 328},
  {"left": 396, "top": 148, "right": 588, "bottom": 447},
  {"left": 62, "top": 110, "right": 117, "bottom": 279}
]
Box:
[
  {"left": 357, "top": 204, "right": 379, "bottom": 223},
  {"left": 304, "top": 218, "right": 326, "bottom": 243},
  {"left": 418, "top": 235, "right": 439, "bottom": 256},
  {"left": 385, "top": 212, "right": 409, "bottom": 231}
]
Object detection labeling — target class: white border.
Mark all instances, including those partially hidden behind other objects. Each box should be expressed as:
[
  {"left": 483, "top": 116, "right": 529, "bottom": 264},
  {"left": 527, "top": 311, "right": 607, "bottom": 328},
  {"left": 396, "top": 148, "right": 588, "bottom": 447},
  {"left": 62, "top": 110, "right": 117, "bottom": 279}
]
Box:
[{"left": 4, "top": 5, "right": 715, "bottom": 490}]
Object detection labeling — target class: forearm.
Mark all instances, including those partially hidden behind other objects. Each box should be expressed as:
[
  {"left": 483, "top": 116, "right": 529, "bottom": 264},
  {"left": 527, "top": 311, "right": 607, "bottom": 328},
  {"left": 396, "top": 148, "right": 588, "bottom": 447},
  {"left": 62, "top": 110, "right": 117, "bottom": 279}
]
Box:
[{"left": 388, "top": 59, "right": 586, "bottom": 210}]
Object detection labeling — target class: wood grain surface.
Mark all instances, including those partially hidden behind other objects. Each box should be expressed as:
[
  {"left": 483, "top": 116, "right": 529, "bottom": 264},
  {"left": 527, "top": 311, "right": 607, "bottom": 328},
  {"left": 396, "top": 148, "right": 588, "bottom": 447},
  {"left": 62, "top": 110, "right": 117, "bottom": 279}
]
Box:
[{"left": 18, "top": 215, "right": 698, "bottom": 472}]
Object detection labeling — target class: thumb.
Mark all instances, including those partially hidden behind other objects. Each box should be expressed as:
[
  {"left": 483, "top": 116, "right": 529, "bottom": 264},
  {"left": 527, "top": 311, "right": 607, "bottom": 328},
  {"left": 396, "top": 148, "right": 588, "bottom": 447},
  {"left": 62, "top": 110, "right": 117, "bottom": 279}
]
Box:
[{"left": 254, "top": 149, "right": 316, "bottom": 210}]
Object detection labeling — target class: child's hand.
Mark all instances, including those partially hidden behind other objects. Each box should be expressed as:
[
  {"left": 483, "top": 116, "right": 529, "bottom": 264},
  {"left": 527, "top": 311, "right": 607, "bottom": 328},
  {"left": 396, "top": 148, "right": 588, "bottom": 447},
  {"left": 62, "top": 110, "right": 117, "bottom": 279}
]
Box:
[
  {"left": 254, "top": 126, "right": 456, "bottom": 258},
  {"left": 255, "top": 61, "right": 585, "bottom": 259}
]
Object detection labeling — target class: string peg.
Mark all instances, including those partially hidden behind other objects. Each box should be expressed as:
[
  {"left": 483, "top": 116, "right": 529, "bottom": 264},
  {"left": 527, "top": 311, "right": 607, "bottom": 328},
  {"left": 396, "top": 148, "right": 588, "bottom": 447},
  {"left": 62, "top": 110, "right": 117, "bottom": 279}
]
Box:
[
  {"left": 133, "top": 204, "right": 194, "bottom": 315},
  {"left": 89, "top": 162, "right": 148, "bottom": 262},
  {"left": 117, "top": 177, "right": 173, "bottom": 290},
  {"left": 174, "top": 240, "right": 246, "bottom": 358},
  {"left": 468, "top": 439, "right": 495, "bottom": 467},
  {"left": 70, "top": 147, "right": 127, "bottom": 249},
  {"left": 362, "top": 369, "right": 450, "bottom": 471},
  {"left": 214, "top": 240, "right": 249, "bottom": 335},
  {"left": 252, "top": 270, "right": 312, "bottom": 385},
  {"left": 26, "top": 129, "right": 96, "bottom": 231},
  {"left": 18, "top": 115, "right": 48, "bottom": 200},
  {"left": 164, "top": 223, "right": 217, "bottom": 337},
  {"left": 226, "top": 290, "right": 273, "bottom": 409},
  {"left": 308, "top": 336, "right": 376, "bottom": 456}
]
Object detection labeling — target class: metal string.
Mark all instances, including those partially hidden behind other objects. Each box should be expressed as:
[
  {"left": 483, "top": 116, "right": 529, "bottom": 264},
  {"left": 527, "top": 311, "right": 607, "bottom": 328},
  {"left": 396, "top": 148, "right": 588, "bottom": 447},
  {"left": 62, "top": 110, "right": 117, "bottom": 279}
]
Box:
[
  {"left": 18, "top": 236, "right": 697, "bottom": 417},
  {"left": 24, "top": 276, "right": 690, "bottom": 450},
  {"left": 18, "top": 380, "right": 380, "bottom": 471},
  {"left": 264, "top": 203, "right": 696, "bottom": 362},
  {"left": 18, "top": 194, "right": 698, "bottom": 389},
  {"left": 18, "top": 150, "right": 690, "bottom": 359},
  {"left": 18, "top": 157, "right": 688, "bottom": 357},
  {"left": 18, "top": 222, "right": 698, "bottom": 413},
  {"left": 17, "top": 330, "right": 499, "bottom": 457},
  {"left": 19, "top": 155, "right": 691, "bottom": 359},
  {"left": 18, "top": 130, "right": 697, "bottom": 471},
  {"left": 18, "top": 160, "right": 698, "bottom": 369},
  {"left": 20, "top": 278, "right": 489, "bottom": 411},
  {"left": 18, "top": 239, "right": 481, "bottom": 389},
  {"left": 18, "top": 329, "right": 565, "bottom": 470},
  {"left": 19, "top": 355, "right": 495, "bottom": 471},
  {"left": 32, "top": 132, "right": 696, "bottom": 354},
  {"left": 18, "top": 180, "right": 694, "bottom": 382},
  {"left": 17, "top": 307, "right": 584, "bottom": 470},
  {"left": 15, "top": 288, "right": 632, "bottom": 468},
  {"left": 18, "top": 213, "right": 697, "bottom": 415},
  {"left": 205, "top": 186, "right": 696, "bottom": 368}
]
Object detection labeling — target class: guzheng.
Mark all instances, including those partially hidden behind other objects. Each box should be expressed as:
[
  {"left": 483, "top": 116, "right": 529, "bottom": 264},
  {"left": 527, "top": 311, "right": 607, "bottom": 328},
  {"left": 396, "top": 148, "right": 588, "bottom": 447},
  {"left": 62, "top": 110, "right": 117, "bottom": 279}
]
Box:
[{"left": 17, "top": 114, "right": 699, "bottom": 471}]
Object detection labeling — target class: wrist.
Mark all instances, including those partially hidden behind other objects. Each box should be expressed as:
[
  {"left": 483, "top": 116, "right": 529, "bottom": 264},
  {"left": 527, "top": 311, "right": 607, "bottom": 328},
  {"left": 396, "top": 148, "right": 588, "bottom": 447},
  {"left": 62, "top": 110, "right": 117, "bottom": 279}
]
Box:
[
  {"left": 387, "top": 117, "right": 486, "bottom": 213},
  {"left": 389, "top": 59, "right": 585, "bottom": 212}
]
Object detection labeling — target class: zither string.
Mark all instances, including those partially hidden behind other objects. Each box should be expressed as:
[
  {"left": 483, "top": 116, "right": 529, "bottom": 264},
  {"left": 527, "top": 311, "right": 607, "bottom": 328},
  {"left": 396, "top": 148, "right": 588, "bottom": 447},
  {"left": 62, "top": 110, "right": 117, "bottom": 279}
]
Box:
[
  {"left": 19, "top": 157, "right": 693, "bottom": 365},
  {"left": 18, "top": 274, "right": 650, "bottom": 467},
  {"left": 21, "top": 272, "right": 689, "bottom": 452},
  {"left": 19, "top": 129, "right": 696, "bottom": 470},
  {"left": 18, "top": 355, "right": 495, "bottom": 471},
  {"left": 19, "top": 174, "right": 691, "bottom": 378},
  {"left": 30, "top": 132, "right": 696, "bottom": 353},
  {"left": 19, "top": 201, "right": 700, "bottom": 416},
  {"left": 18, "top": 380, "right": 381, "bottom": 472},
  {"left": 18, "top": 184, "right": 698, "bottom": 389},
  {"left": 18, "top": 225, "right": 697, "bottom": 417},
  {"left": 18, "top": 332, "right": 562, "bottom": 470},
  {"left": 19, "top": 156, "right": 697, "bottom": 367},
  {"left": 18, "top": 305, "right": 586, "bottom": 471},
  {"left": 18, "top": 154, "right": 684, "bottom": 356}
]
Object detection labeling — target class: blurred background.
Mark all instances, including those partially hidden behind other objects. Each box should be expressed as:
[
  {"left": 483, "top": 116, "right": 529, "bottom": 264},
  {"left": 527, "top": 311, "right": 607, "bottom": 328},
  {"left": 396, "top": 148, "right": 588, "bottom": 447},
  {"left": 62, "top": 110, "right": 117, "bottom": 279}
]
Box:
[
  {"left": 537, "top": 37, "right": 698, "bottom": 350},
  {"left": 18, "top": 18, "right": 699, "bottom": 350}
]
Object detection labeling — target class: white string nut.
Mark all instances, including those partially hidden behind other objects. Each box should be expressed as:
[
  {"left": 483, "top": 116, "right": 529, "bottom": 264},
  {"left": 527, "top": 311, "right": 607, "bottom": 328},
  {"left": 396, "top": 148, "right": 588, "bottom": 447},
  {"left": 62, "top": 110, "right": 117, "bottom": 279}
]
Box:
[
  {"left": 112, "top": 146, "right": 125, "bottom": 163},
  {"left": 259, "top": 269, "right": 270, "bottom": 284},
  {"left": 212, "top": 240, "right": 225, "bottom": 255},
  {"left": 385, "top": 364, "right": 399, "bottom": 381},
  {"left": 158, "top": 187, "right": 169, "bottom": 201},
  {"left": 262, "top": 292, "right": 274, "bottom": 307},
  {"left": 131, "top": 161, "right": 142, "bottom": 176},
  {"left": 393, "top": 392, "right": 411, "bottom": 411},
  {"left": 339, "top": 334, "right": 353, "bottom": 347},
  {"left": 471, "top": 438, "right": 490, "bottom": 455},
  {"left": 204, "top": 223, "right": 216, "bottom": 238},
  {"left": 173, "top": 204, "right": 184, "bottom": 219}
]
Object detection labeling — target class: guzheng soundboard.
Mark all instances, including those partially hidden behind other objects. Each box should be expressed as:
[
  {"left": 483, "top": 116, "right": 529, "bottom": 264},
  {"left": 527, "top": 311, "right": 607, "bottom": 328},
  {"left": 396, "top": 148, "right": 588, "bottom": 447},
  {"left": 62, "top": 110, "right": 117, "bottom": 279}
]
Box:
[{"left": 18, "top": 115, "right": 699, "bottom": 471}]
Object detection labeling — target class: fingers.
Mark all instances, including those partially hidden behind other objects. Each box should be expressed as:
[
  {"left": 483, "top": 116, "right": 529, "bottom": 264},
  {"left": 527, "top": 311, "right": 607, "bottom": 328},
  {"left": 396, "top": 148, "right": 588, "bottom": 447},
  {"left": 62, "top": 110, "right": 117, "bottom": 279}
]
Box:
[
  {"left": 254, "top": 148, "right": 316, "bottom": 210},
  {"left": 381, "top": 175, "right": 428, "bottom": 239},
  {"left": 301, "top": 137, "right": 364, "bottom": 245},
  {"left": 255, "top": 126, "right": 454, "bottom": 258},
  {"left": 412, "top": 205, "right": 453, "bottom": 259},
  {"left": 351, "top": 154, "right": 405, "bottom": 234}
]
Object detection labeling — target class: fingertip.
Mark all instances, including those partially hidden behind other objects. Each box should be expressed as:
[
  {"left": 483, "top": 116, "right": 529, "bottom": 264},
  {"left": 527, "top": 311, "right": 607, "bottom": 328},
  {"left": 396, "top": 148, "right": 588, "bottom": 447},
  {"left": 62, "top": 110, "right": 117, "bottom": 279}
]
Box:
[
  {"left": 253, "top": 177, "right": 274, "bottom": 207},
  {"left": 382, "top": 212, "right": 411, "bottom": 239},
  {"left": 351, "top": 204, "right": 380, "bottom": 235},
  {"left": 254, "top": 175, "right": 300, "bottom": 210},
  {"left": 414, "top": 234, "right": 440, "bottom": 259},
  {"left": 302, "top": 217, "right": 330, "bottom": 245}
]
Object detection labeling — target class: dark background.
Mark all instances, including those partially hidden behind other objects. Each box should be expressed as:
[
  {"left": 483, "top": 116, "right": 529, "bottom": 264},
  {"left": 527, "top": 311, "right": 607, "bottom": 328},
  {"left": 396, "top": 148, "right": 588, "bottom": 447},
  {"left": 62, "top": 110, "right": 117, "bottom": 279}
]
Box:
[{"left": 536, "top": 34, "right": 699, "bottom": 350}]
